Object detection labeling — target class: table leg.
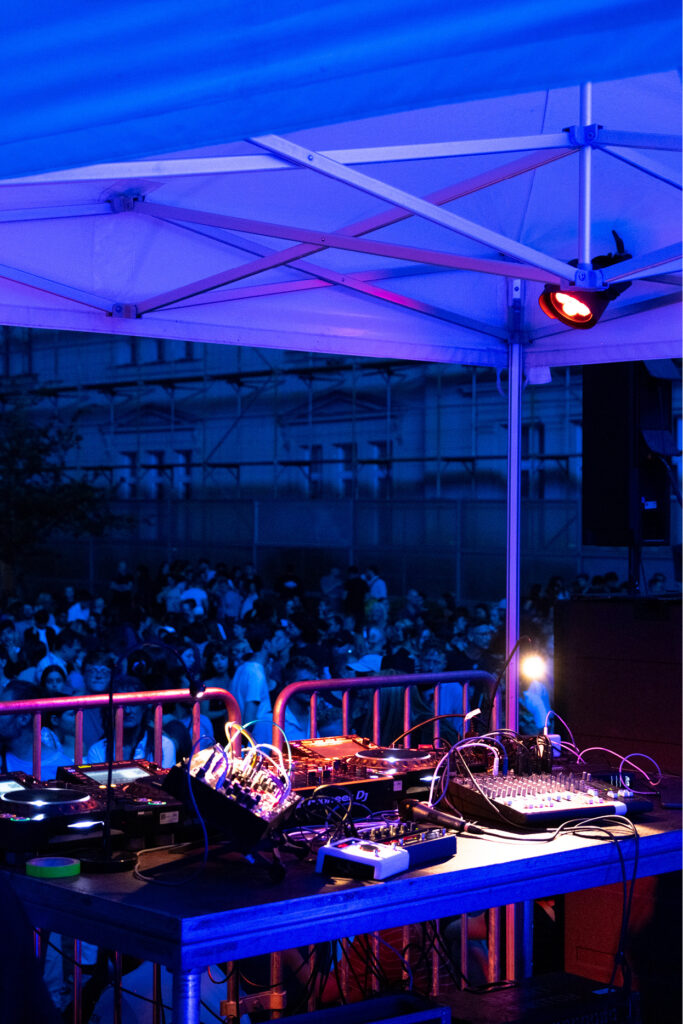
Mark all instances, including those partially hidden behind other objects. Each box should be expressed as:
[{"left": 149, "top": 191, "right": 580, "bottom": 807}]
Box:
[
  {"left": 487, "top": 907, "right": 501, "bottom": 983},
  {"left": 113, "top": 951, "right": 122, "bottom": 1024},
  {"left": 371, "top": 934, "right": 380, "bottom": 994},
  {"left": 505, "top": 901, "right": 534, "bottom": 980},
  {"left": 459, "top": 913, "right": 468, "bottom": 989},
  {"left": 152, "top": 963, "right": 163, "bottom": 1024},
  {"left": 270, "top": 951, "right": 284, "bottom": 1018},
  {"left": 172, "top": 968, "right": 202, "bottom": 1024},
  {"left": 70, "top": 939, "right": 82, "bottom": 1024}
]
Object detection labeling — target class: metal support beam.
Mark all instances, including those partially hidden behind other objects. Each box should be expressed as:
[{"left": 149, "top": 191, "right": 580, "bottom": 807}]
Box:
[
  {"left": 140, "top": 201, "right": 559, "bottom": 284},
  {"left": 135, "top": 148, "right": 573, "bottom": 316},
  {"left": 597, "top": 146, "right": 682, "bottom": 190},
  {"left": 578, "top": 83, "right": 593, "bottom": 270},
  {"left": 595, "top": 129, "right": 681, "bottom": 151},
  {"left": 0, "top": 262, "right": 111, "bottom": 310},
  {"left": 0, "top": 134, "right": 575, "bottom": 185},
  {"left": 250, "top": 134, "right": 577, "bottom": 282},
  {"left": 602, "top": 242, "right": 683, "bottom": 283},
  {"left": 0, "top": 203, "right": 110, "bottom": 223}
]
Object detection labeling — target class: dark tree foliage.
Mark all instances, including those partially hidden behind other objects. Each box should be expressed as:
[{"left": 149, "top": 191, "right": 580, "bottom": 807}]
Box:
[{"left": 0, "top": 404, "right": 114, "bottom": 569}]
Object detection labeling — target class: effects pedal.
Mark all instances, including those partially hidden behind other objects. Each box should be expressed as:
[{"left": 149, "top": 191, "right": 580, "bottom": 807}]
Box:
[{"left": 316, "top": 821, "right": 457, "bottom": 880}]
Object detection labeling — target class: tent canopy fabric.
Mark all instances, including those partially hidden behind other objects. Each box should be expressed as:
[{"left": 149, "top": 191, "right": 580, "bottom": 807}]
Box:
[
  {"left": 0, "top": 2, "right": 680, "bottom": 370},
  {"left": 4, "top": 0, "right": 681, "bottom": 180}
]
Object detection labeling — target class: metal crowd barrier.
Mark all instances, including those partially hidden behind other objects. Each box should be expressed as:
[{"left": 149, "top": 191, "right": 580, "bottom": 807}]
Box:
[
  {"left": 272, "top": 670, "right": 497, "bottom": 749},
  {"left": 0, "top": 687, "right": 240, "bottom": 779}
]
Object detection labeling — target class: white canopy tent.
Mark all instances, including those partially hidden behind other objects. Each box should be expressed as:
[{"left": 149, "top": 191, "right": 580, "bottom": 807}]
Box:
[{"left": 1, "top": 2, "right": 681, "bottom": 729}]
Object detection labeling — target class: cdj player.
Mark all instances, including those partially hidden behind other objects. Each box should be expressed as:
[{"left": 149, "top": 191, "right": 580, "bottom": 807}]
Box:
[
  {"left": 57, "top": 760, "right": 183, "bottom": 834},
  {"left": 0, "top": 773, "right": 107, "bottom": 854}
]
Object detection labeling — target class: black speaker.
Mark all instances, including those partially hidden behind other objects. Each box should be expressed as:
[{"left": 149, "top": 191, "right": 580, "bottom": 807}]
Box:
[
  {"left": 554, "top": 597, "right": 682, "bottom": 774},
  {"left": 582, "top": 362, "right": 672, "bottom": 546}
]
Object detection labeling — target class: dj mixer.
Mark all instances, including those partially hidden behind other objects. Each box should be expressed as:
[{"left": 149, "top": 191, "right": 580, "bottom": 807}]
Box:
[
  {"left": 290, "top": 737, "right": 443, "bottom": 814},
  {"left": 445, "top": 770, "right": 652, "bottom": 828}
]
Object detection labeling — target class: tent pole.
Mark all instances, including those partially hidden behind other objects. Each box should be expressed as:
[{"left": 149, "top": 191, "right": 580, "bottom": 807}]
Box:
[
  {"left": 504, "top": 283, "right": 523, "bottom": 734},
  {"left": 505, "top": 283, "right": 531, "bottom": 981},
  {"left": 501, "top": 284, "right": 528, "bottom": 978},
  {"left": 578, "top": 82, "right": 593, "bottom": 268}
]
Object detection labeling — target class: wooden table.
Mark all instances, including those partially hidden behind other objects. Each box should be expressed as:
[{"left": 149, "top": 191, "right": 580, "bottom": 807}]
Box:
[{"left": 6, "top": 806, "right": 681, "bottom": 1024}]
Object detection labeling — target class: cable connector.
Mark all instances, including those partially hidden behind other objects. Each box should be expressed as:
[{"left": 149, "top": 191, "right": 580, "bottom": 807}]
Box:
[{"left": 545, "top": 732, "right": 562, "bottom": 757}]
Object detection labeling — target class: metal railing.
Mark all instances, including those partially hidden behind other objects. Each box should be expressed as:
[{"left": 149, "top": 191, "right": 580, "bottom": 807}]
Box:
[
  {"left": 0, "top": 687, "right": 240, "bottom": 779},
  {"left": 272, "top": 670, "right": 497, "bottom": 749}
]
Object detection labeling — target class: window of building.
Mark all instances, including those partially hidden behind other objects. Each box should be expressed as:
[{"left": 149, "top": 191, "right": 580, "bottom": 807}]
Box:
[
  {"left": 334, "top": 442, "right": 357, "bottom": 498},
  {"left": 521, "top": 422, "right": 545, "bottom": 499},
  {"left": 174, "top": 449, "right": 193, "bottom": 499},
  {"left": 301, "top": 444, "right": 323, "bottom": 499},
  {"left": 369, "top": 440, "right": 393, "bottom": 499},
  {"left": 148, "top": 450, "right": 167, "bottom": 500},
  {"left": 119, "top": 451, "right": 138, "bottom": 499}
]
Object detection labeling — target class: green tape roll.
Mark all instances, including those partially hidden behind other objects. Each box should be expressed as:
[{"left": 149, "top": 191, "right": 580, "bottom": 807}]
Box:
[{"left": 26, "top": 857, "right": 81, "bottom": 879}]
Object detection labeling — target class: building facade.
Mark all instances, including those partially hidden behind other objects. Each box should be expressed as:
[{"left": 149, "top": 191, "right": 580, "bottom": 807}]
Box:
[{"left": 2, "top": 325, "right": 679, "bottom": 601}]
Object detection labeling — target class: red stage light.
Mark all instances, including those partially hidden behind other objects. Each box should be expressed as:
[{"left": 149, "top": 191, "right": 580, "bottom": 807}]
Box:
[
  {"left": 552, "top": 292, "right": 592, "bottom": 321},
  {"left": 538, "top": 286, "right": 615, "bottom": 329}
]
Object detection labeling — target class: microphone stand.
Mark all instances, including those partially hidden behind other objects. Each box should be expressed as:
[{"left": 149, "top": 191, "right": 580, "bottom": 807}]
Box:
[
  {"left": 480, "top": 635, "right": 532, "bottom": 734},
  {"left": 78, "top": 638, "right": 207, "bottom": 873},
  {"left": 77, "top": 660, "right": 139, "bottom": 873}
]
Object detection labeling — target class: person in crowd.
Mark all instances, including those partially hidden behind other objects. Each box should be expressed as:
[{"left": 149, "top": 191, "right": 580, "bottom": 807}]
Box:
[
  {"left": 319, "top": 566, "right": 344, "bottom": 611},
  {"left": 0, "top": 681, "right": 64, "bottom": 776},
  {"left": 13, "top": 636, "right": 48, "bottom": 683},
  {"left": 239, "top": 578, "right": 260, "bottom": 621},
  {"left": 278, "top": 657, "right": 319, "bottom": 740},
  {"left": 399, "top": 589, "right": 427, "bottom": 634},
  {"left": 23, "top": 606, "right": 59, "bottom": 654},
  {"left": 229, "top": 621, "right": 277, "bottom": 743},
  {"left": 588, "top": 574, "right": 607, "bottom": 593},
  {"left": 381, "top": 619, "right": 416, "bottom": 674},
  {"left": 276, "top": 563, "right": 302, "bottom": 602},
  {"left": 36, "top": 627, "right": 84, "bottom": 691},
  {"left": 277, "top": 657, "right": 342, "bottom": 740},
  {"left": 212, "top": 570, "right": 243, "bottom": 623},
  {"left": 67, "top": 589, "right": 92, "bottom": 623},
  {"left": 364, "top": 566, "right": 388, "bottom": 627},
  {"left": 0, "top": 618, "right": 27, "bottom": 679},
  {"left": 342, "top": 566, "right": 368, "bottom": 631},
  {"left": 39, "top": 663, "right": 73, "bottom": 697},
  {"left": 570, "top": 572, "right": 590, "bottom": 595},
  {"left": 241, "top": 562, "right": 262, "bottom": 593},
  {"left": 648, "top": 571, "right": 666, "bottom": 594},
  {"left": 267, "top": 623, "right": 294, "bottom": 692},
  {"left": 85, "top": 676, "right": 177, "bottom": 768},
  {"left": 178, "top": 572, "right": 209, "bottom": 619},
  {"left": 199, "top": 642, "right": 234, "bottom": 739},
  {"left": 108, "top": 559, "right": 135, "bottom": 619},
  {"left": 157, "top": 565, "right": 189, "bottom": 618},
  {"left": 41, "top": 704, "right": 77, "bottom": 767},
  {"left": 78, "top": 651, "right": 117, "bottom": 752},
  {"left": 0, "top": 644, "right": 11, "bottom": 691},
  {"left": 226, "top": 620, "right": 252, "bottom": 672},
  {"left": 202, "top": 643, "right": 232, "bottom": 689},
  {"left": 56, "top": 585, "right": 76, "bottom": 620},
  {"left": 546, "top": 575, "right": 570, "bottom": 603}
]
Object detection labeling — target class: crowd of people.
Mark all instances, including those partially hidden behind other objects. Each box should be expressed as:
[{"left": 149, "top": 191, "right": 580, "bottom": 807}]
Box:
[{"left": 0, "top": 557, "right": 654, "bottom": 771}]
